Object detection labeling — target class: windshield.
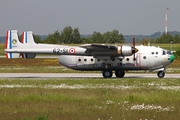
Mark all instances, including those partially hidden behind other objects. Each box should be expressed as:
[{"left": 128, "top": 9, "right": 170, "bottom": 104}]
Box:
[
  {"left": 167, "top": 51, "right": 172, "bottom": 55},
  {"left": 162, "top": 50, "right": 172, "bottom": 55}
]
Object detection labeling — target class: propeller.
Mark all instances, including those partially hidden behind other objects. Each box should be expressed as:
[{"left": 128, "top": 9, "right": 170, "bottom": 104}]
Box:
[{"left": 132, "top": 35, "right": 138, "bottom": 61}]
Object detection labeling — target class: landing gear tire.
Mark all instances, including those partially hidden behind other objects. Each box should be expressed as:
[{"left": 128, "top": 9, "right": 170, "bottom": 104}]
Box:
[
  {"left": 115, "top": 70, "right": 125, "bottom": 78},
  {"left": 157, "top": 71, "right": 165, "bottom": 78},
  {"left": 102, "top": 70, "right": 113, "bottom": 78}
]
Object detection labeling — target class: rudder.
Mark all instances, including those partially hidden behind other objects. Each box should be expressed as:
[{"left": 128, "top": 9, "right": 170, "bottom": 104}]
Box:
[
  {"left": 22, "top": 31, "right": 36, "bottom": 44},
  {"left": 5, "top": 30, "right": 22, "bottom": 59}
]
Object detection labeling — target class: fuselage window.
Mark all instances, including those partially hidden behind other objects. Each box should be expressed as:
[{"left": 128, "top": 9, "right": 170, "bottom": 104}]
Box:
[
  {"left": 143, "top": 56, "right": 147, "bottom": 59},
  {"left": 112, "top": 58, "right": 115, "bottom": 61},
  {"left": 126, "top": 58, "right": 129, "bottom": 61},
  {"left": 91, "top": 58, "right": 94, "bottom": 62},
  {"left": 151, "top": 52, "right": 154, "bottom": 55},
  {"left": 97, "top": 59, "right": 100, "bottom": 62},
  {"left": 84, "top": 59, "right": 87, "bottom": 62},
  {"left": 156, "top": 52, "right": 158, "bottom": 54},
  {"left": 78, "top": 59, "right": 81, "bottom": 62}
]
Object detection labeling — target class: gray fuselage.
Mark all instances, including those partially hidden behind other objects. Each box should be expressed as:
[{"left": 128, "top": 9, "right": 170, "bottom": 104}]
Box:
[{"left": 59, "top": 46, "right": 174, "bottom": 71}]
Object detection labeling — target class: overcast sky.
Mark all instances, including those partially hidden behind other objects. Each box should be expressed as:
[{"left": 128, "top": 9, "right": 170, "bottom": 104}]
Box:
[{"left": 1, "top": 0, "right": 180, "bottom": 36}]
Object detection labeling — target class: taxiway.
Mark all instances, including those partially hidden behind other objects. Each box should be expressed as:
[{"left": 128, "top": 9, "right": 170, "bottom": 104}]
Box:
[{"left": 0, "top": 73, "right": 179, "bottom": 79}]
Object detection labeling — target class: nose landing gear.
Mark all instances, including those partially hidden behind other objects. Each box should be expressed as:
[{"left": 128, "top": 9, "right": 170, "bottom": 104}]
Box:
[{"left": 157, "top": 70, "right": 165, "bottom": 78}]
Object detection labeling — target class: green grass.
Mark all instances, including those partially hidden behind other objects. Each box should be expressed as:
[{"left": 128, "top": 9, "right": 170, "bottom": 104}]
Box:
[
  {"left": 151, "top": 43, "right": 180, "bottom": 51},
  {"left": 0, "top": 44, "right": 5, "bottom": 55},
  {"left": 0, "top": 78, "right": 180, "bottom": 120}
]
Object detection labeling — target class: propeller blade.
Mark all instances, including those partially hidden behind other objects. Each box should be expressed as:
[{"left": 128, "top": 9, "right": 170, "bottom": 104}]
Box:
[
  {"left": 132, "top": 35, "right": 137, "bottom": 61},
  {"left": 133, "top": 35, "right": 135, "bottom": 48}
]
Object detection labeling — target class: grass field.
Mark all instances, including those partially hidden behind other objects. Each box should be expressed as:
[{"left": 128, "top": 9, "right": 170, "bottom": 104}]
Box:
[
  {"left": 0, "top": 44, "right": 5, "bottom": 55},
  {"left": 0, "top": 78, "right": 180, "bottom": 120}
]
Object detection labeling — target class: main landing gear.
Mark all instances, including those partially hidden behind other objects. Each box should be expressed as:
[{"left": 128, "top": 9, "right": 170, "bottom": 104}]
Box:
[{"left": 102, "top": 70, "right": 125, "bottom": 78}]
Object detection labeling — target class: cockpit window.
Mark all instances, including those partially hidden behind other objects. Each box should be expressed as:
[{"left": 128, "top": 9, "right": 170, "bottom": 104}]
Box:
[
  {"left": 167, "top": 51, "right": 172, "bottom": 55},
  {"left": 162, "top": 50, "right": 172, "bottom": 55},
  {"left": 162, "top": 50, "right": 166, "bottom": 55}
]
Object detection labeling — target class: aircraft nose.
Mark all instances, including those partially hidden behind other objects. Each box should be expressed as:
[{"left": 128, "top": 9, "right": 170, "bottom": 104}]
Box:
[{"left": 170, "top": 54, "right": 175, "bottom": 63}]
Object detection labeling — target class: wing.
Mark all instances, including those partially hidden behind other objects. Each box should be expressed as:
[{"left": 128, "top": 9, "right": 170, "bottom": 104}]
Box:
[
  {"left": 79, "top": 44, "right": 119, "bottom": 56},
  {"left": 80, "top": 44, "right": 117, "bottom": 50}
]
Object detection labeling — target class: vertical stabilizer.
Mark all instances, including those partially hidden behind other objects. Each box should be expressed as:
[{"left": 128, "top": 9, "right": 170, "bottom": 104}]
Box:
[
  {"left": 5, "top": 30, "right": 22, "bottom": 59},
  {"left": 22, "top": 31, "right": 36, "bottom": 44},
  {"left": 22, "top": 31, "right": 36, "bottom": 58}
]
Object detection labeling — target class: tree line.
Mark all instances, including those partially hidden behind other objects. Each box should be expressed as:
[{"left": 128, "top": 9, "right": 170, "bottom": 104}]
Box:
[
  {"left": 29, "top": 26, "right": 180, "bottom": 44},
  {"left": 139, "top": 33, "right": 180, "bottom": 44},
  {"left": 29, "top": 26, "right": 125, "bottom": 44}
]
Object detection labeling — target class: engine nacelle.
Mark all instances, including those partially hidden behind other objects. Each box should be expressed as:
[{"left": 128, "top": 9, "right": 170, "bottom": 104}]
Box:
[{"left": 117, "top": 45, "right": 137, "bottom": 56}]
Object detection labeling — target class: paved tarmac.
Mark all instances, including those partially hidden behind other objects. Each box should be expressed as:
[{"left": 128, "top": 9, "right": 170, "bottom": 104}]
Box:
[{"left": 0, "top": 73, "right": 179, "bottom": 79}]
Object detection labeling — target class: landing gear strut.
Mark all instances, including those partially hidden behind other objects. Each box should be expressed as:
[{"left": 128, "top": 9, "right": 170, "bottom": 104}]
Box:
[
  {"left": 157, "top": 71, "right": 165, "bottom": 78},
  {"left": 115, "top": 70, "right": 125, "bottom": 78},
  {"left": 102, "top": 70, "right": 113, "bottom": 78}
]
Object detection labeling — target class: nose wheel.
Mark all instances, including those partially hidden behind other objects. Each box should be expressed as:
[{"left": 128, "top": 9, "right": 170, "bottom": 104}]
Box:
[
  {"left": 102, "top": 70, "right": 113, "bottom": 78},
  {"left": 157, "top": 71, "right": 165, "bottom": 78}
]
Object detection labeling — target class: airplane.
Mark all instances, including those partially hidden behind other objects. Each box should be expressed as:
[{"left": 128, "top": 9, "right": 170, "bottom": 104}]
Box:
[{"left": 4, "top": 30, "right": 175, "bottom": 78}]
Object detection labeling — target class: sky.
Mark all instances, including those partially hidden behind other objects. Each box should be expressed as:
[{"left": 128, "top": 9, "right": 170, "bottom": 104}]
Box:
[{"left": 0, "top": 0, "right": 180, "bottom": 36}]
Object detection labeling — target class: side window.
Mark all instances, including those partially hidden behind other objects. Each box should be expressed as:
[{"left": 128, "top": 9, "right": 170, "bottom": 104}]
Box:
[
  {"left": 162, "top": 50, "right": 166, "bottom": 55},
  {"left": 90, "top": 58, "right": 94, "bottom": 62},
  {"left": 78, "top": 59, "right": 81, "bottom": 62}
]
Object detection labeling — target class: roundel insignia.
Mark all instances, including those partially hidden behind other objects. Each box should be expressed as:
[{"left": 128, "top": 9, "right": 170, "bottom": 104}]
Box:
[
  {"left": 69, "top": 48, "right": 76, "bottom": 54},
  {"left": 12, "top": 39, "right": 17, "bottom": 44}
]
